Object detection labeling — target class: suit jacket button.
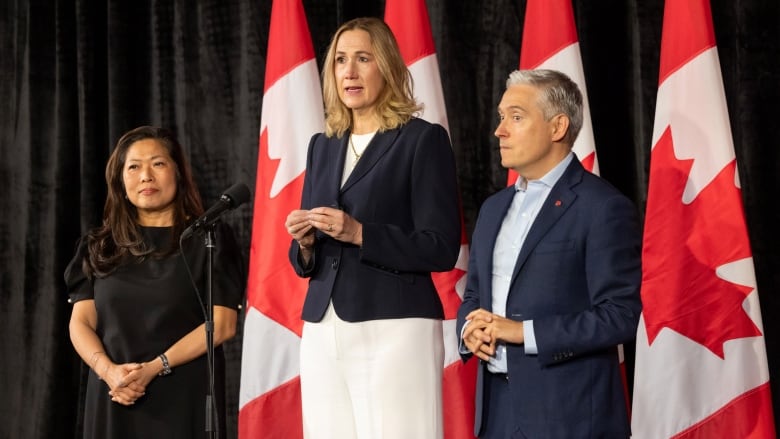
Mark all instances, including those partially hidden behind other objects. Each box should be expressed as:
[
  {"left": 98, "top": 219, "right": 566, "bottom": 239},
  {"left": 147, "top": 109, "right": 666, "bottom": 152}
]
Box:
[{"left": 331, "top": 259, "right": 339, "bottom": 270}]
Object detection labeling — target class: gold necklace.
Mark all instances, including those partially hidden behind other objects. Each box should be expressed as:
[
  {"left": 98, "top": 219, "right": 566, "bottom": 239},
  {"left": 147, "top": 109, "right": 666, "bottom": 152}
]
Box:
[{"left": 349, "top": 135, "right": 361, "bottom": 161}]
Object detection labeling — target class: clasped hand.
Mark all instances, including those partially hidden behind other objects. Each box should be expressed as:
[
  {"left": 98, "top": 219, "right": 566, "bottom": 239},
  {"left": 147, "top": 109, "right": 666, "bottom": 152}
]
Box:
[
  {"left": 462, "top": 308, "right": 525, "bottom": 362},
  {"left": 102, "top": 361, "right": 158, "bottom": 406},
  {"left": 285, "top": 206, "right": 363, "bottom": 248}
]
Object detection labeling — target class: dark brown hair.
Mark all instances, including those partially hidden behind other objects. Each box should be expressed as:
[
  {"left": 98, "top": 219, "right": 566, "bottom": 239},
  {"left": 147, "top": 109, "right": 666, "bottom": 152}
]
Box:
[{"left": 84, "top": 126, "right": 204, "bottom": 278}]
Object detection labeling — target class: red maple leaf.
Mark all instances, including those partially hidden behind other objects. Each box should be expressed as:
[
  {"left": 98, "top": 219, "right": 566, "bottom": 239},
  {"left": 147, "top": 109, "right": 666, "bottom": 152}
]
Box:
[{"left": 641, "top": 127, "right": 761, "bottom": 358}]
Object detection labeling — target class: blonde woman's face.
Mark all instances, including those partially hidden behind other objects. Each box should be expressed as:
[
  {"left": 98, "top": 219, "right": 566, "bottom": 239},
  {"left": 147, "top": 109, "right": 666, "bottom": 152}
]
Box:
[
  {"left": 334, "top": 29, "right": 386, "bottom": 117},
  {"left": 122, "top": 139, "right": 178, "bottom": 226}
]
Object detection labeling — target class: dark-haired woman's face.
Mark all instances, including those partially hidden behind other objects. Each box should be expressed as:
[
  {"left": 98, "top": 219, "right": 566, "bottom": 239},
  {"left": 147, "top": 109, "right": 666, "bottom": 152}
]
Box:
[{"left": 122, "top": 139, "right": 178, "bottom": 226}]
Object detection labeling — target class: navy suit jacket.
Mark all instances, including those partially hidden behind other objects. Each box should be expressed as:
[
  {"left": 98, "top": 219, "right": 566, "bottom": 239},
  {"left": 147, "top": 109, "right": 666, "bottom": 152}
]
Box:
[
  {"left": 290, "top": 118, "right": 461, "bottom": 322},
  {"left": 457, "top": 157, "right": 642, "bottom": 438}
]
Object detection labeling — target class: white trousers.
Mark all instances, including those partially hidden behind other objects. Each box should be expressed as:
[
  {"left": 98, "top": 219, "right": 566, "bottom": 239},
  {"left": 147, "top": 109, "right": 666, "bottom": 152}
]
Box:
[{"left": 300, "top": 304, "right": 444, "bottom": 439}]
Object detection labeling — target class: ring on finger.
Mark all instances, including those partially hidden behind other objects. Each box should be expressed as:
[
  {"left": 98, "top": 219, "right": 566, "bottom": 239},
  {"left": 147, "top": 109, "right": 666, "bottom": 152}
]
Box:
[{"left": 328, "top": 224, "right": 333, "bottom": 232}]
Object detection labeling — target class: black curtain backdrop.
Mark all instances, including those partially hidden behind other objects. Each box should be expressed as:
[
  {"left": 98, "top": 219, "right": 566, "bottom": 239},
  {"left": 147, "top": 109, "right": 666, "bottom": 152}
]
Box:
[{"left": 1, "top": 1, "right": 778, "bottom": 438}]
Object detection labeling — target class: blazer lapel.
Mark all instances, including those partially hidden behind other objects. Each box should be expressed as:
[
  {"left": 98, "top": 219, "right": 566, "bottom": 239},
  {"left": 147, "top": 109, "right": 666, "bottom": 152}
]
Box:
[
  {"left": 340, "top": 128, "right": 400, "bottom": 193},
  {"left": 511, "top": 159, "right": 583, "bottom": 282},
  {"left": 327, "top": 135, "right": 348, "bottom": 196},
  {"left": 480, "top": 187, "right": 516, "bottom": 302}
]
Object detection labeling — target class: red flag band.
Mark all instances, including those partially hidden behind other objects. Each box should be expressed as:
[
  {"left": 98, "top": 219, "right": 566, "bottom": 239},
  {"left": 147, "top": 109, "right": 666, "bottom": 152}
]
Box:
[
  {"left": 631, "top": 0, "right": 776, "bottom": 437},
  {"left": 385, "top": 1, "right": 476, "bottom": 437},
  {"left": 238, "top": 0, "right": 324, "bottom": 437}
]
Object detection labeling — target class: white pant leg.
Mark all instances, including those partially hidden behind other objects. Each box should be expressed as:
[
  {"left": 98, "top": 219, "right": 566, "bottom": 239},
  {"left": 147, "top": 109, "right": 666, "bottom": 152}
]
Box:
[
  {"left": 351, "top": 316, "right": 444, "bottom": 439},
  {"left": 301, "top": 304, "right": 444, "bottom": 439},
  {"left": 300, "top": 305, "right": 358, "bottom": 439}
]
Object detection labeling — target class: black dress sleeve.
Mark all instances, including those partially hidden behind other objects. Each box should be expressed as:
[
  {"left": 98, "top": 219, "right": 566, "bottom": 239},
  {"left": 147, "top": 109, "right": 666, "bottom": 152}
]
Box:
[
  {"left": 63, "top": 237, "right": 93, "bottom": 303},
  {"left": 211, "top": 222, "right": 246, "bottom": 309}
]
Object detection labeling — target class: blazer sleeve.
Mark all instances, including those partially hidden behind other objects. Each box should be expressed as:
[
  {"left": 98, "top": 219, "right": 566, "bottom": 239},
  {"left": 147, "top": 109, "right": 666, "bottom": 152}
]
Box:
[
  {"left": 532, "top": 192, "right": 643, "bottom": 366},
  {"left": 457, "top": 189, "right": 510, "bottom": 362},
  {"left": 457, "top": 226, "right": 482, "bottom": 363},
  {"left": 288, "top": 133, "right": 320, "bottom": 278},
  {"left": 359, "top": 122, "right": 461, "bottom": 273}
]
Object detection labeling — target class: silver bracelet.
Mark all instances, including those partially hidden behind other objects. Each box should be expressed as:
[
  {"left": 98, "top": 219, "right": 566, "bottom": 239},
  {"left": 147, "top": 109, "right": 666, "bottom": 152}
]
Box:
[{"left": 158, "top": 353, "right": 172, "bottom": 376}]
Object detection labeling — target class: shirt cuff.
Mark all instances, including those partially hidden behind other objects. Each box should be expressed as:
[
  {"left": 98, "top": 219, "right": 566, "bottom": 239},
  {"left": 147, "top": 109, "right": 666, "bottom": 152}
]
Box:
[
  {"left": 523, "top": 320, "right": 537, "bottom": 354},
  {"left": 458, "top": 320, "right": 471, "bottom": 355}
]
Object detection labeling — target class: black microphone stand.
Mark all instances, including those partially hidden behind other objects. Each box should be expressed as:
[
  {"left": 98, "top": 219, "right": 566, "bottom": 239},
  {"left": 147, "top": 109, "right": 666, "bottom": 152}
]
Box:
[
  {"left": 180, "top": 182, "right": 249, "bottom": 438},
  {"left": 203, "top": 225, "right": 217, "bottom": 439}
]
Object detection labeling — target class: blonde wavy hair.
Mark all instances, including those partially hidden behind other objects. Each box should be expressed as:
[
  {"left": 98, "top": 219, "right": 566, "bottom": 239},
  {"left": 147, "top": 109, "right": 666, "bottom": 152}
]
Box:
[{"left": 322, "top": 17, "right": 421, "bottom": 138}]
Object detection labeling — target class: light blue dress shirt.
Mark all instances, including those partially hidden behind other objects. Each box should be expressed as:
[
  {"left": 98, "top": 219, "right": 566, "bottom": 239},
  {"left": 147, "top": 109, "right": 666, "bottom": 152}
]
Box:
[{"left": 486, "top": 153, "right": 573, "bottom": 373}]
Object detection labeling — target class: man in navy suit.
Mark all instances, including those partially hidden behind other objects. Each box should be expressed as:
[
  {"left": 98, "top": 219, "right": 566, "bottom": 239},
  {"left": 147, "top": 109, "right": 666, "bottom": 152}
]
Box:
[{"left": 457, "top": 69, "right": 642, "bottom": 439}]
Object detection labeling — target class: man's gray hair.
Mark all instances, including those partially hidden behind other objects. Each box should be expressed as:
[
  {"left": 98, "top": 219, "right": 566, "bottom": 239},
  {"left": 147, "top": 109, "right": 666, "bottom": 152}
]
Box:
[{"left": 506, "top": 69, "right": 584, "bottom": 145}]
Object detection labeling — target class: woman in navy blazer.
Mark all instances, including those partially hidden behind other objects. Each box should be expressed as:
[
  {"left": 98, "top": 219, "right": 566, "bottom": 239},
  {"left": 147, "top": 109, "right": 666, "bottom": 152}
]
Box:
[{"left": 285, "top": 17, "right": 461, "bottom": 439}]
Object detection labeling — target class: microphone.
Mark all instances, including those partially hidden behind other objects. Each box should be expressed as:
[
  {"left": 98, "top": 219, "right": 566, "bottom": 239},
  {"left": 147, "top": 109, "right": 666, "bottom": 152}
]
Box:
[{"left": 181, "top": 182, "right": 251, "bottom": 239}]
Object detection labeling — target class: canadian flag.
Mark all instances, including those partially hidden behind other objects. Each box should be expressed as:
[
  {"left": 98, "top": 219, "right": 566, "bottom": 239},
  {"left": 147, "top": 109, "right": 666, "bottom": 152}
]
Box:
[
  {"left": 384, "top": 1, "right": 476, "bottom": 437},
  {"left": 237, "top": 0, "right": 323, "bottom": 437},
  {"left": 631, "top": 1, "right": 776, "bottom": 438},
  {"left": 508, "top": 0, "right": 598, "bottom": 186}
]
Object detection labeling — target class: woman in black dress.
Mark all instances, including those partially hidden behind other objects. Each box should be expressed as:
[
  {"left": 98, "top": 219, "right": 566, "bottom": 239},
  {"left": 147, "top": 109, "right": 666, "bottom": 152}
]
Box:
[{"left": 66, "top": 126, "right": 245, "bottom": 438}]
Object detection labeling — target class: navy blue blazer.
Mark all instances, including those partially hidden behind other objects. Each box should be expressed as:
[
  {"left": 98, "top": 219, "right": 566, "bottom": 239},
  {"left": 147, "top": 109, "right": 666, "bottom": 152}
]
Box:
[
  {"left": 457, "top": 157, "right": 642, "bottom": 438},
  {"left": 289, "top": 118, "right": 461, "bottom": 323}
]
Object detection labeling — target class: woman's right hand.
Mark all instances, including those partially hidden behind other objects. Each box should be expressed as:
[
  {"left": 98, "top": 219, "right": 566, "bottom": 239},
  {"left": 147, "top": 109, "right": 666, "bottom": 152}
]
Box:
[
  {"left": 286, "top": 209, "right": 315, "bottom": 250},
  {"left": 101, "top": 361, "right": 145, "bottom": 405}
]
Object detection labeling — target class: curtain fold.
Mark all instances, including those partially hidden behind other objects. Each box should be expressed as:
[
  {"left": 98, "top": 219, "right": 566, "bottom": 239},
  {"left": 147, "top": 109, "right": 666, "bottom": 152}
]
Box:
[{"left": 1, "top": 1, "right": 778, "bottom": 438}]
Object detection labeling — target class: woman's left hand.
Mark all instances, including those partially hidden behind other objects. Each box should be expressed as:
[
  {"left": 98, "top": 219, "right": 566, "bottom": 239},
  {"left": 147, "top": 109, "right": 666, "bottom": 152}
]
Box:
[
  {"left": 108, "top": 361, "right": 159, "bottom": 405},
  {"left": 308, "top": 206, "right": 363, "bottom": 246},
  {"left": 104, "top": 362, "right": 145, "bottom": 405}
]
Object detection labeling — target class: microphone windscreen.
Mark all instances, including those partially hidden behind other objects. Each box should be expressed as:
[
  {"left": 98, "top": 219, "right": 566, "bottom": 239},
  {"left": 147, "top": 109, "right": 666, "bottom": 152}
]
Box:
[{"left": 222, "top": 182, "right": 251, "bottom": 207}]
